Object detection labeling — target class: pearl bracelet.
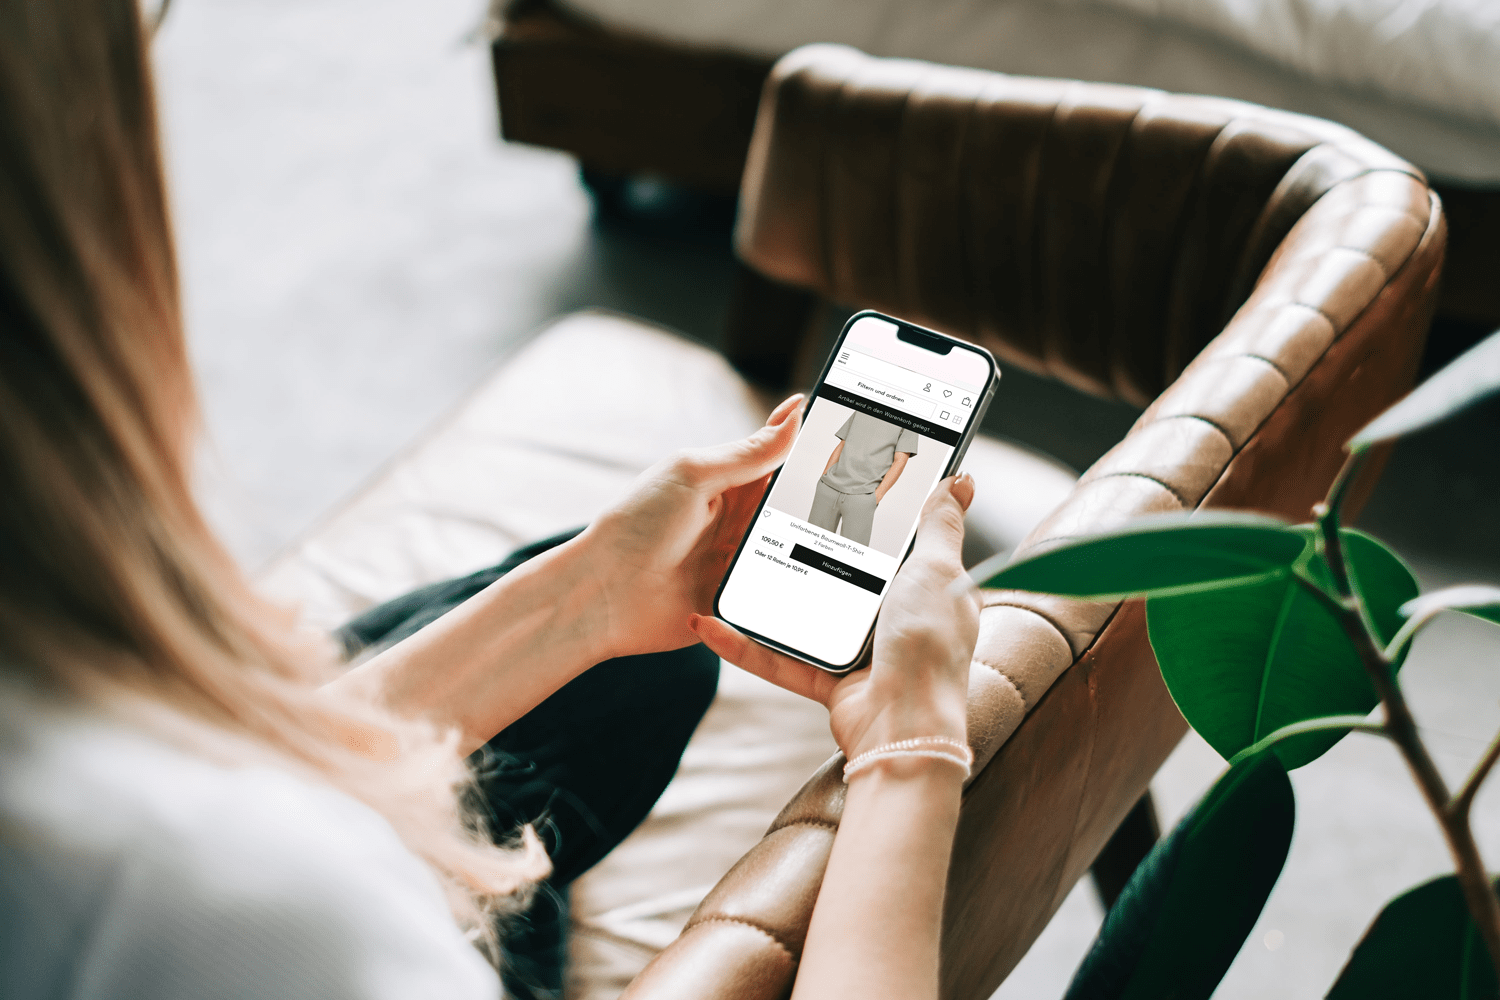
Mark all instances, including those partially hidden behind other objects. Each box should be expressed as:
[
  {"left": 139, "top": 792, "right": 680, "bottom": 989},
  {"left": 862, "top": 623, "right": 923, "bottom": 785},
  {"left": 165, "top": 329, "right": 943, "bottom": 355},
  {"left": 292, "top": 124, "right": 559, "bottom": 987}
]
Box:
[{"left": 842, "top": 736, "right": 974, "bottom": 783}]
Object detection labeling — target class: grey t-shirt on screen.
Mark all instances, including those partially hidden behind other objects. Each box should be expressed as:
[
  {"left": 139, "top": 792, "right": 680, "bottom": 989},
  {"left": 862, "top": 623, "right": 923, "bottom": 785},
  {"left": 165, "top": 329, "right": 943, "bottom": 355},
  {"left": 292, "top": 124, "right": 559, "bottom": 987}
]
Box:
[{"left": 820, "top": 413, "right": 920, "bottom": 495}]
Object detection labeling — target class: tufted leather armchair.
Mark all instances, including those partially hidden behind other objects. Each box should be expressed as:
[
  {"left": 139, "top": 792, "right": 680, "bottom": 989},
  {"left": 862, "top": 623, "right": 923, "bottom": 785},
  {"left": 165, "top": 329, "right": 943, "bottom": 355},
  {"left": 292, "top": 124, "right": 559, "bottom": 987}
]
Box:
[{"left": 621, "top": 44, "right": 1445, "bottom": 1000}]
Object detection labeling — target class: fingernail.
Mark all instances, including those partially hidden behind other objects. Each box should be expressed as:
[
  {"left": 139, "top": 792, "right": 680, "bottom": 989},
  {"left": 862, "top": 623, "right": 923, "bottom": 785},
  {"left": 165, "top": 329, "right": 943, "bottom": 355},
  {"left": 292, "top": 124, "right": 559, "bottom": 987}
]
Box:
[
  {"left": 955, "top": 472, "right": 975, "bottom": 510},
  {"left": 772, "top": 394, "right": 804, "bottom": 424}
]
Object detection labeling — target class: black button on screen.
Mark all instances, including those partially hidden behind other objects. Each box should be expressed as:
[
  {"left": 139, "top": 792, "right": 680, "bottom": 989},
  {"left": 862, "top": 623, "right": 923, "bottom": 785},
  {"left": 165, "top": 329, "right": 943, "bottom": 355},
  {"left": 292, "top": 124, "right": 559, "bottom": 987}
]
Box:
[{"left": 790, "top": 544, "right": 887, "bottom": 595}]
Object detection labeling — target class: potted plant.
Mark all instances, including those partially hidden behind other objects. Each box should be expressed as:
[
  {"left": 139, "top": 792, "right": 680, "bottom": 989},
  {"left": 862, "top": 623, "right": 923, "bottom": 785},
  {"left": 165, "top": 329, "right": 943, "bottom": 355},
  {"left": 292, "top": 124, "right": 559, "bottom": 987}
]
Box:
[{"left": 980, "top": 330, "right": 1500, "bottom": 998}]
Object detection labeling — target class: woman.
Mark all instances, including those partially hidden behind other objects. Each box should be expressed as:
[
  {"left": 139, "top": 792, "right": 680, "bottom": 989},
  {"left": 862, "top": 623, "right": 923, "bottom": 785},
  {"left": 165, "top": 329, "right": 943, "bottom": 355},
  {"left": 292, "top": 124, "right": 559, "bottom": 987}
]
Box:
[{"left": 0, "top": 3, "right": 982, "bottom": 999}]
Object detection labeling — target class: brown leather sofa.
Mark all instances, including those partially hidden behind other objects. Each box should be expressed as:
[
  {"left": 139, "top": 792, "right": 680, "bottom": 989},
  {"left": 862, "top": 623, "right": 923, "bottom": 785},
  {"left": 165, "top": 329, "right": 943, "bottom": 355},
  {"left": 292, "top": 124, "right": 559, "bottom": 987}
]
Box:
[{"left": 616, "top": 45, "right": 1445, "bottom": 1000}]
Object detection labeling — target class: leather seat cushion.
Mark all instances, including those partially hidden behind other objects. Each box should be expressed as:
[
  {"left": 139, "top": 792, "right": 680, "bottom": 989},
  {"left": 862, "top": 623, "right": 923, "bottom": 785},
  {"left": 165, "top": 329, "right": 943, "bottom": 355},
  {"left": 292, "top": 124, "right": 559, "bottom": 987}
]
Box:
[{"left": 255, "top": 310, "right": 1077, "bottom": 997}]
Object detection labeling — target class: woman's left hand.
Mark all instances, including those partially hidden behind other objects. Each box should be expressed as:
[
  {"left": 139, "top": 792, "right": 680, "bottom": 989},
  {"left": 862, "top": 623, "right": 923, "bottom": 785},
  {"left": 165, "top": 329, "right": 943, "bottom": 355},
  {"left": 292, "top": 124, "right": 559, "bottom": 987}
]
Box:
[{"left": 578, "top": 393, "right": 803, "bottom": 660}]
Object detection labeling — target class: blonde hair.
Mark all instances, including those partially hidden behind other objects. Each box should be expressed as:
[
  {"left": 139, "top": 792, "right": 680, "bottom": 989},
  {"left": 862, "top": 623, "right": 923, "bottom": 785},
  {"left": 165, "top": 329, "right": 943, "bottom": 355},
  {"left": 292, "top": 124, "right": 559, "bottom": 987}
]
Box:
[{"left": 0, "top": 0, "right": 546, "bottom": 954}]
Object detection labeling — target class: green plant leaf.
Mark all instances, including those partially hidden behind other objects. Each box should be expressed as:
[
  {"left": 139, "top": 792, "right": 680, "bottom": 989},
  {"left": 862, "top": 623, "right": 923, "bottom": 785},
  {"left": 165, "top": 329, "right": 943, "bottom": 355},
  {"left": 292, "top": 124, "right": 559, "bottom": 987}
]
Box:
[
  {"left": 975, "top": 512, "right": 1307, "bottom": 600},
  {"left": 1350, "top": 328, "right": 1500, "bottom": 449},
  {"left": 1326, "top": 875, "right": 1499, "bottom": 999},
  {"left": 1404, "top": 590, "right": 1500, "bottom": 629},
  {"left": 1387, "top": 585, "right": 1500, "bottom": 659},
  {"left": 1064, "top": 753, "right": 1295, "bottom": 1000},
  {"left": 1402, "top": 586, "right": 1500, "bottom": 628},
  {"left": 1148, "top": 529, "right": 1417, "bottom": 769}
]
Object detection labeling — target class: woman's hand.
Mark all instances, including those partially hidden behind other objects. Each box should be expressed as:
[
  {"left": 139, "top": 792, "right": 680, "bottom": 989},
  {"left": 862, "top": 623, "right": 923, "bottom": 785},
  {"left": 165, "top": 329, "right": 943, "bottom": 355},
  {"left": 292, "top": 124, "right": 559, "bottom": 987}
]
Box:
[
  {"left": 579, "top": 393, "right": 804, "bottom": 661},
  {"left": 691, "top": 475, "right": 980, "bottom": 760},
  {"left": 696, "top": 476, "right": 978, "bottom": 1000}
]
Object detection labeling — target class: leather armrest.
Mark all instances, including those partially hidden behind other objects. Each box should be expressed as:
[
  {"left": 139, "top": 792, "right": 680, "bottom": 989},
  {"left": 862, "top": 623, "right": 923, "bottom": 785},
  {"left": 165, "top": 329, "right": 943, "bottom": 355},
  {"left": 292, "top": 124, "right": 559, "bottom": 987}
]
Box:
[{"left": 626, "top": 44, "right": 1445, "bottom": 1000}]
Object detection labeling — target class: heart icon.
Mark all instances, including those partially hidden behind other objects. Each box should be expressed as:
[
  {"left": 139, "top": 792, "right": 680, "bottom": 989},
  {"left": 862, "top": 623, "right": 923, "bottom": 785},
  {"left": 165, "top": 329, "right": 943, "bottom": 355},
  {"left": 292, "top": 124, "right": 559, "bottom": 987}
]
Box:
[{"left": 942, "top": 389, "right": 953, "bottom": 397}]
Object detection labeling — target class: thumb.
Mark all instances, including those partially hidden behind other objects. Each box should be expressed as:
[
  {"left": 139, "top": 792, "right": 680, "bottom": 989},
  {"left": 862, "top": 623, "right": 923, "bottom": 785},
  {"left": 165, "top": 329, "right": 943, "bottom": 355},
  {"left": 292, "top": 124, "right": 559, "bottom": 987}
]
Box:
[
  {"left": 909, "top": 474, "right": 973, "bottom": 564},
  {"left": 681, "top": 394, "right": 802, "bottom": 493}
]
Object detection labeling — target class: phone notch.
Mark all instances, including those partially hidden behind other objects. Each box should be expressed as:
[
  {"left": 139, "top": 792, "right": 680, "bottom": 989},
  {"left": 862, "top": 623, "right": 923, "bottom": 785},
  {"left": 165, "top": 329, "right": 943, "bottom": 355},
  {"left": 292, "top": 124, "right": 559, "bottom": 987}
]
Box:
[{"left": 897, "top": 324, "right": 954, "bottom": 355}]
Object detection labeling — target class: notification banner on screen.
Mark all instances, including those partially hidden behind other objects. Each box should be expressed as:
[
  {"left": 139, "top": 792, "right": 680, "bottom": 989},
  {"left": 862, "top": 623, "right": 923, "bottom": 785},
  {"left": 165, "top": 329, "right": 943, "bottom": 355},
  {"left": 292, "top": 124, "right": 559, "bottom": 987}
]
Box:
[{"left": 822, "top": 386, "right": 962, "bottom": 448}]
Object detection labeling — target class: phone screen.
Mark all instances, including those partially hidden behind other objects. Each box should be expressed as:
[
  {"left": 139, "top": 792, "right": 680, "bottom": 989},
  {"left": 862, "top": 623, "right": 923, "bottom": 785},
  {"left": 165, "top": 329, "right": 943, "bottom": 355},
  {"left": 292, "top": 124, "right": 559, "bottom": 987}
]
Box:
[{"left": 715, "top": 313, "right": 997, "bottom": 670}]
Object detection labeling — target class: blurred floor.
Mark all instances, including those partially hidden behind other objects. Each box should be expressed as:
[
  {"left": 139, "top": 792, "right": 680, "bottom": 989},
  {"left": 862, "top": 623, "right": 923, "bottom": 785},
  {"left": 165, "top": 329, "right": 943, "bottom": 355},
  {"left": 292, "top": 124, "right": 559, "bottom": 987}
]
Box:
[
  {"left": 155, "top": 1, "right": 1500, "bottom": 997},
  {"left": 154, "top": 0, "right": 738, "bottom": 569}
]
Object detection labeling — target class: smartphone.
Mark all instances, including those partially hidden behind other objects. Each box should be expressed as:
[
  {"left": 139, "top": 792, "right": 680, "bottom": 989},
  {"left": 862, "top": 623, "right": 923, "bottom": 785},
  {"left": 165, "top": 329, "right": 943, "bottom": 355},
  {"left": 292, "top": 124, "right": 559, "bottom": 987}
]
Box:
[{"left": 713, "top": 311, "right": 999, "bottom": 673}]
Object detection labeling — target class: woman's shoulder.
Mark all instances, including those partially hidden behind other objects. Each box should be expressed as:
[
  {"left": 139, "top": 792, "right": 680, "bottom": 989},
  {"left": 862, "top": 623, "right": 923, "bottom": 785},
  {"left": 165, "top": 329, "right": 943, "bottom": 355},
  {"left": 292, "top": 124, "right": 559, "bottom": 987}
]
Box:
[{"left": 0, "top": 688, "right": 500, "bottom": 1000}]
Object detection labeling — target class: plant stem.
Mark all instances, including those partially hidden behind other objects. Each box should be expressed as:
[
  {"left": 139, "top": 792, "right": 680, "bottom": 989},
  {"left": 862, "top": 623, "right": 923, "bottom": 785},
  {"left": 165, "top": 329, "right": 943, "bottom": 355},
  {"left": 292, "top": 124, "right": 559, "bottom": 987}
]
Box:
[
  {"left": 1321, "top": 451, "right": 1500, "bottom": 974},
  {"left": 1453, "top": 728, "right": 1500, "bottom": 825},
  {"left": 1228, "top": 714, "right": 1389, "bottom": 767}
]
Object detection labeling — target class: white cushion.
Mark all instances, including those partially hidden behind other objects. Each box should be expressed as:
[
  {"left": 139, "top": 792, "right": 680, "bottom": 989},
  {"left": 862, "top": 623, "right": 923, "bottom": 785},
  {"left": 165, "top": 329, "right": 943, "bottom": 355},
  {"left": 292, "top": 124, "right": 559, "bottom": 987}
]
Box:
[{"left": 557, "top": 0, "right": 1500, "bottom": 183}]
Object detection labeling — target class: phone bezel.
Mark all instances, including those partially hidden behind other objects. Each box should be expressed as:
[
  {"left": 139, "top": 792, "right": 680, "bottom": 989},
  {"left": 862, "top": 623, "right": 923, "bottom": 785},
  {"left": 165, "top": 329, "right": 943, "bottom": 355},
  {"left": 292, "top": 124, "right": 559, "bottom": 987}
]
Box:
[{"left": 711, "top": 310, "right": 999, "bottom": 674}]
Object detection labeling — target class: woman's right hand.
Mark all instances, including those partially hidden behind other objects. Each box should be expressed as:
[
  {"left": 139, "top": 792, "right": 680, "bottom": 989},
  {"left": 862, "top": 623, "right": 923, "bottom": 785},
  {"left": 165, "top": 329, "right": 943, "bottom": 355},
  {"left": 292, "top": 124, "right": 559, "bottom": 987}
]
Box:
[
  {"left": 695, "top": 476, "right": 980, "bottom": 1000},
  {"left": 690, "top": 474, "right": 981, "bottom": 761}
]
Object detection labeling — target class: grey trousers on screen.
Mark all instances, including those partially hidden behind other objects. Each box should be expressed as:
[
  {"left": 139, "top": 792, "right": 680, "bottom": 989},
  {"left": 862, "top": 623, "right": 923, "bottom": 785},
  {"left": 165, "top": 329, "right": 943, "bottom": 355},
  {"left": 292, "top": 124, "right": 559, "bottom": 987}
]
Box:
[{"left": 808, "top": 481, "right": 878, "bottom": 545}]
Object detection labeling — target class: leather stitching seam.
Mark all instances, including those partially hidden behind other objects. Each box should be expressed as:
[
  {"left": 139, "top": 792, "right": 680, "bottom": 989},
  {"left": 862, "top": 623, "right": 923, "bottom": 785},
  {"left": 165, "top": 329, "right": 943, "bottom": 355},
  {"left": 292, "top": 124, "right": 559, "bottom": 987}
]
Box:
[
  {"left": 1276, "top": 242, "right": 1396, "bottom": 283},
  {"left": 1154, "top": 112, "right": 1238, "bottom": 386},
  {"left": 1324, "top": 167, "right": 1432, "bottom": 225},
  {"left": 1087, "top": 470, "right": 1190, "bottom": 507},
  {"left": 1249, "top": 186, "right": 1426, "bottom": 343},
  {"left": 1237, "top": 353, "right": 1292, "bottom": 383},
  {"left": 973, "top": 604, "right": 1075, "bottom": 683},
  {"left": 1277, "top": 299, "right": 1339, "bottom": 327},
  {"left": 1245, "top": 298, "right": 1345, "bottom": 336},
  {"left": 972, "top": 651, "right": 1036, "bottom": 710},
  {"left": 688, "top": 915, "right": 798, "bottom": 960},
  {"left": 1183, "top": 184, "right": 1438, "bottom": 523},
  {"left": 1153, "top": 412, "right": 1236, "bottom": 445},
  {"left": 1279, "top": 188, "right": 1441, "bottom": 366},
  {"left": 1295, "top": 298, "right": 1364, "bottom": 339},
  {"left": 1319, "top": 243, "right": 1394, "bottom": 279},
  {"left": 773, "top": 817, "right": 841, "bottom": 834},
  {"left": 978, "top": 599, "right": 1115, "bottom": 658},
  {"left": 1098, "top": 98, "right": 1152, "bottom": 396}
]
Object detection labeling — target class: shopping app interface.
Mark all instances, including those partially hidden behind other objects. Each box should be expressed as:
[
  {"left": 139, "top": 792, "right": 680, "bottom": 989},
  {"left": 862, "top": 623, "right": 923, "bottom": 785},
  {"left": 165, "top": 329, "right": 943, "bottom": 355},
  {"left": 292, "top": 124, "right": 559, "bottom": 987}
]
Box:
[{"left": 718, "top": 315, "right": 993, "bottom": 667}]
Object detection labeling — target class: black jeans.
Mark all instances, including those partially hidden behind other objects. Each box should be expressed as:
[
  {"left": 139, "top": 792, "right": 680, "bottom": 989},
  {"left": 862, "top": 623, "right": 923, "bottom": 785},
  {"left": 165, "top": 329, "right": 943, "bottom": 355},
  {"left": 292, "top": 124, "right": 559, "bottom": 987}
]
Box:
[{"left": 336, "top": 530, "right": 720, "bottom": 1000}]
